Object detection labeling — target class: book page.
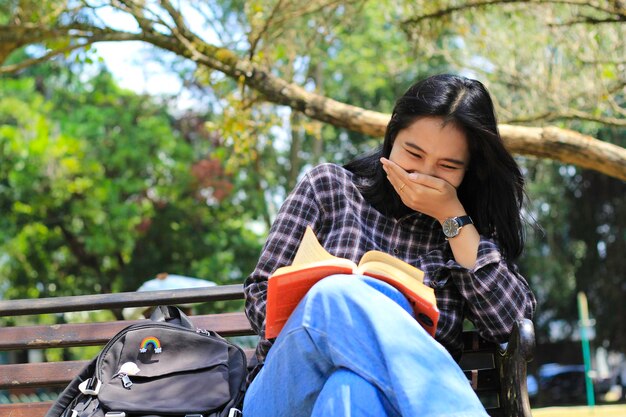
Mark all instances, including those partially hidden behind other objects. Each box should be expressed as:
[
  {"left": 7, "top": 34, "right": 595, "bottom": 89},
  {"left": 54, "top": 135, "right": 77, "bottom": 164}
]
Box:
[
  {"left": 358, "top": 251, "right": 425, "bottom": 283},
  {"left": 291, "top": 226, "right": 349, "bottom": 266},
  {"left": 272, "top": 258, "right": 357, "bottom": 277},
  {"left": 356, "top": 261, "right": 433, "bottom": 302}
]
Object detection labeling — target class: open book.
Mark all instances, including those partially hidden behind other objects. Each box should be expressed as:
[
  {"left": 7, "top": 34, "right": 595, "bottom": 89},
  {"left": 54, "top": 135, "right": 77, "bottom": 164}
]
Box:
[{"left": 265, "top": 226, "right": 439, "bottom": 339}]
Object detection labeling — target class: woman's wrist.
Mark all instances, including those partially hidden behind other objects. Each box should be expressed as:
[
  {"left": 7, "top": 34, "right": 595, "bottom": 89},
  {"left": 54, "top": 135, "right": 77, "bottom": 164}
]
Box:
[{"left": 446, "top": 224, "right": 480, "bottom": 269}]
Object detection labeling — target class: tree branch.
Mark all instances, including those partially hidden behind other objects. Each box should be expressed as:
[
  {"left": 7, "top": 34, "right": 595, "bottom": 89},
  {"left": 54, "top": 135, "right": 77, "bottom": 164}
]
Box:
[
  {"left": 401, "top": 0, "right": 623, "bottom": 26},
  {"left": 268, "top": 0, "right": 363, "bottom": 29},
  {"left": 112, "top": 0, "right": 165, "bottom": 35},
  {"left": 507, "top": 110, "right": 626, "bottom": 127},
  {"left": 0, "top": 42, "right": 89, "bottom": 74},
  {"left": 607, "top": 95, "right": 626, "bottom": 118},
  {"left": 248, "top": 0, "right": 285, "bottom": 59},
  {"left": 1, "top": 20, "right": 624, "bottom": 182},
  {"left": 499, "top": 125, "right": 626, "bottom": 181},
  {"left": 548, "top": 15, "right": 626, "bottom": 25},
  {"left": 0, "top": 23, "right": 146, "bottom": 58},
  {"left": 57, "top": 222, "right": 101, "bottom": 273},
  {"left": 163, "top": 40, "right": 626, "bottom": 181}
]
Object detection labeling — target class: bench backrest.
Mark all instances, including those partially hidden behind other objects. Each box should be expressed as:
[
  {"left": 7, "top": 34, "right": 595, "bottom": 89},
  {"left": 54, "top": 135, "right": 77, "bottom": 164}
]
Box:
[{"left": 0, "top": 284, "right": 534, "bottom": 417}]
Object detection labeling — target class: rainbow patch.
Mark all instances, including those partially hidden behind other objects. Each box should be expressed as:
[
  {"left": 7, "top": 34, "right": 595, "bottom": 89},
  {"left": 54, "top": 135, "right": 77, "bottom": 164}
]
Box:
[{"left": 139, "top": 336, "right": 162, "bottom": 353}]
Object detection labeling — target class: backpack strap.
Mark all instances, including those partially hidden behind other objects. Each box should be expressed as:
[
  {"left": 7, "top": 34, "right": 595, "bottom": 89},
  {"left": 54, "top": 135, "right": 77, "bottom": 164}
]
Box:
[
  {"left": 44, "top": 358, "right": 98, "bottom": 417},
  {"left": 148, "top": 305, "right": 195, "bottom": 329}
]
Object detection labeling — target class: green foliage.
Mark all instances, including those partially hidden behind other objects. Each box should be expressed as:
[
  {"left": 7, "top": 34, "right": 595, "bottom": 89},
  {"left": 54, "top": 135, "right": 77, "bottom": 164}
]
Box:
[
  {"left": 519, "top": 160, "right": 585, "bottom": 337},
  {"left": 519, "top": 124, "right": 626, "bottom": 350},
  {"left": 0, "top": 68, "right": 263, "bottom": 304},
  {"left": 567, "top": 126, "right": 626, "bottom": 351}
]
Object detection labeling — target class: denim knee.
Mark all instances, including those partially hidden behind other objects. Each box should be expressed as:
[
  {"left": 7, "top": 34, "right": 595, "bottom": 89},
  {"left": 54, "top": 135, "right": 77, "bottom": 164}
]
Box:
[
  {"left": 306, "top": 274, "right": 412, "bottom": 315},
  {"left": 312, "top": 368, "right": 399, "bottom": 417},
  {"left": 307, "top": 274, "right": 361, "bottom": 298}
]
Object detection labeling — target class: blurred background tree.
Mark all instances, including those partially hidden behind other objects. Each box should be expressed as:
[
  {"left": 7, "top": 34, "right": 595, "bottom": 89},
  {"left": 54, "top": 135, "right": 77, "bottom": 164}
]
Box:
[
  {"left": 0, "top": 1, "right": 624, "bottom": 352},
  {"left": 0, "top": 59, "right": 261, "bottom": 304}
]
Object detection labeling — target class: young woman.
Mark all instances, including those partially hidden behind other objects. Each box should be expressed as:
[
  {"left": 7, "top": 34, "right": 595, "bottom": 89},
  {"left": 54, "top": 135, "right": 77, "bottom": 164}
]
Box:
[{"left": 243, "top": 74, "right": 536, "bottom": 416}]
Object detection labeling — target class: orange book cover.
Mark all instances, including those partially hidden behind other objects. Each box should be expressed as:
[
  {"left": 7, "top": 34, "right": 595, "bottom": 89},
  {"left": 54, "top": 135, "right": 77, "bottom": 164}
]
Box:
[{"left": 265, "top": 226, "right": 439, "bottom": 339}]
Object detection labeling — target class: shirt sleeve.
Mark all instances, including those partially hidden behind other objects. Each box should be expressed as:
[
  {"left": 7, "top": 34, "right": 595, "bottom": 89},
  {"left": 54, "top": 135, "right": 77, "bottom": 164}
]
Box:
[
  {"left": 447, "top": 238, "right": 536, "bottom": 343},
  {"left": 243, "top": 172, "right": 323, "bottom": 341}
]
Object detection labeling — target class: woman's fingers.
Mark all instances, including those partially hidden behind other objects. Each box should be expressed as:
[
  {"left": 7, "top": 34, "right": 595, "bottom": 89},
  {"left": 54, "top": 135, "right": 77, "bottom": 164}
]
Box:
[
  {"left": 380, "top": 157, "right": 463, "bottom": 221},
  {"left": 380, "top": 158, "right": 409, "bottom": 192},
  {"left": 407, "top": 171, "right": 443, "bottom": 190},
  {"left": 381, "top": 158, "right": 443, "bottom": 191}
]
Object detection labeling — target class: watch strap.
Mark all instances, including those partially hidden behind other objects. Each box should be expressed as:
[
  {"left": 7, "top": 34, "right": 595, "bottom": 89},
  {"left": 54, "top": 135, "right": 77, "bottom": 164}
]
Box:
[{"left": 455, "top": 215, "right": 473, "bottom": 227}]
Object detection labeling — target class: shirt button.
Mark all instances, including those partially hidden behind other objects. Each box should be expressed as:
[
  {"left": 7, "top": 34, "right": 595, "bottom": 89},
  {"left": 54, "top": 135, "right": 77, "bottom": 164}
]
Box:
[{"left": 393, "top": 248, "right": 400, "bottom": 255}]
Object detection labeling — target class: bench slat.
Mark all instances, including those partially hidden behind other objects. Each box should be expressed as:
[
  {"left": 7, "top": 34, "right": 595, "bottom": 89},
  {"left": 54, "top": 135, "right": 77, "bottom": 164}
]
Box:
[
  {"left": 462, "top": 331, "right": 498, "bottom": 352},
  {"left": 0, "top": 312, "right": 254, "bottom": 350},
  {"left": 0, "top": 349, "right": 258, "bottom": 389},
  {"left": 0, "top": 401, "right": 53, "bottom": 417},
  {"left": 2, "top": 360, "right": 498, "bottom": 393},
  {"left": 459, "top": 351, "right": 495, "bottom": 370},
  {"left": 0, "top": 360, "right": 88, "bottom": 389},
  {"left": 0, "top": 285, "right": 245, "bottom": 317},
  {"left": 463, "top": 368, "right": 499, "bottom": 392}
]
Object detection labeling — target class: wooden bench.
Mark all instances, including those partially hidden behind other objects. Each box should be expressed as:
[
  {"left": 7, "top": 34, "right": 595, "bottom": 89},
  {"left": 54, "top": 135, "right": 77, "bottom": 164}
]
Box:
[{"left": 0, "top": 284, "right": 535, "bottom": 417}]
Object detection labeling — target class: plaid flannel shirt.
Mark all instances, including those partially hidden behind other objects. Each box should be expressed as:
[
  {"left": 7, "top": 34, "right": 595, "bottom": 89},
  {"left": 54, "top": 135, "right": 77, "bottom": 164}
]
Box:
[{"left": 244, "top": 163, "right": 535, "bottom": 379}]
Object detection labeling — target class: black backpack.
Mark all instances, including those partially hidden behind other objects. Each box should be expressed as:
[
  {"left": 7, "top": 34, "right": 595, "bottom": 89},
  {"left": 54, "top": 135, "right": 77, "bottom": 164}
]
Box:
[{"left": 45, "top": 305, "right": 247, "bottom": 417}]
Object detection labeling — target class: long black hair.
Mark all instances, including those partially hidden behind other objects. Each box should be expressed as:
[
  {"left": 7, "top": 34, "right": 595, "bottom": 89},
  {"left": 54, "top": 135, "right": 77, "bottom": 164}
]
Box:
[{"left": 344, "top": 74, "right": 526, "bottom": 261}]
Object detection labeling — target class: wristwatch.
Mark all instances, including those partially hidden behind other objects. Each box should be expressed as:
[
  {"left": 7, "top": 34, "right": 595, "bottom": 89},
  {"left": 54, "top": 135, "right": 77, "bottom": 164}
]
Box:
[{"left": 442, "top": 215, "right": 473, "bottom": 239}]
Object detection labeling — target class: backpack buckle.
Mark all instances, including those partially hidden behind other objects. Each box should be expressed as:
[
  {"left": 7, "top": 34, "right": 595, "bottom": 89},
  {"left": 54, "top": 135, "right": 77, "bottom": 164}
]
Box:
[
  {"left": 228, "top": 408, "right": 242, "bottom": 417},
  {"left": 78, "top": 377, "right": 101, "bottom": 395}
]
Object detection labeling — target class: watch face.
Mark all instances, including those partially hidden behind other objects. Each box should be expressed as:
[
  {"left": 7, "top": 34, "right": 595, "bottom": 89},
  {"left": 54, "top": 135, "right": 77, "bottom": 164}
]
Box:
[{"left": 442, "top": 218, "right": 460, "bottom": 238}]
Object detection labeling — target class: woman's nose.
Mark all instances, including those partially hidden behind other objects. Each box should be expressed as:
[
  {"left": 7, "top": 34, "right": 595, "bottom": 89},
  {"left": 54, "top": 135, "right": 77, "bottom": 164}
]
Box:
[{"left": 421, "top": 162, "right": 437, "bottom": 177}]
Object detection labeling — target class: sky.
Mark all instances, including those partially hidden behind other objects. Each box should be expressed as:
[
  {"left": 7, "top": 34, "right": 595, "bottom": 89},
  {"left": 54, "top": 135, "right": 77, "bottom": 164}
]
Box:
[
  {"left": 90, "top": 3, "right": 218, "bottom": 100},
  {"left": 90, "top": 40, "right": 211, "bottom": 117},
  {"left": 94, "top": 41, "right": 183, "bottom": 96}
]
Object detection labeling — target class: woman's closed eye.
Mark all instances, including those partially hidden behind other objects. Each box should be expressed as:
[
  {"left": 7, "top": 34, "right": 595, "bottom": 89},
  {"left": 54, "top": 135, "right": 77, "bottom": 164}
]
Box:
[
  {"left": 440, "top": 163, "right": 461, "bottom": 170},
  {"left": 406, "top": 149, "right": 461, "bottom": 170},
  {"left": 406, "top": 149, "right": 423, "bottom": 159}
]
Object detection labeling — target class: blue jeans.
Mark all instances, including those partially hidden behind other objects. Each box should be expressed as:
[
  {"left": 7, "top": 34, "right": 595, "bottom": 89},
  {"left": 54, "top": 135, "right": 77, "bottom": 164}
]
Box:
[{"left": 243, "top": 274, "right": 489, "bottom": 417}]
